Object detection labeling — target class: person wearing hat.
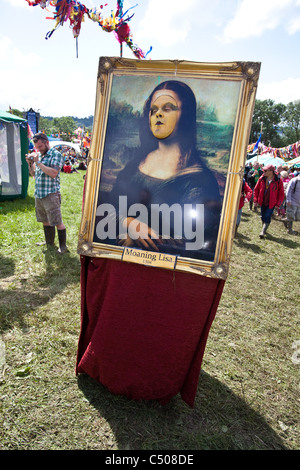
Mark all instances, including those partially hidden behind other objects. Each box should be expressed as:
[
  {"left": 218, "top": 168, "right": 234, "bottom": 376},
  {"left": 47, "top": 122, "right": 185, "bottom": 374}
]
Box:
[
  {"left": 254, "top": 164, "right": 284, "bottom": 238},
  {"left": 26, "top": 133, "right": 68, "bottom": 254}
]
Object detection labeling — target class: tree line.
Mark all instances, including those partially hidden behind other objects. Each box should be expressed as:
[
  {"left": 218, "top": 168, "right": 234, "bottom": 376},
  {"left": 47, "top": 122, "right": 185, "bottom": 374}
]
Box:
[
  {"left": 7, "top": 98, "right": 300, "bottom": 147},
  {"left": 250, "top": 99, "right": 300, "bottom": 147},
  {"left": 39, "top": 115, "right": 93, "bottom": 138},
  {"left": 7, "top": 109, "right": 93, "bottom": 140}
]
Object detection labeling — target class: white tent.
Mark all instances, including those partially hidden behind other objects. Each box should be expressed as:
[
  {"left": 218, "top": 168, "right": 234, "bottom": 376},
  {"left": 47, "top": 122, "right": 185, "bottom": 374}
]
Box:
[
  {"left": 287, "top": 156, "right": 300, "bottom": 167},
  {"left": 49, "top": 140, "right": 81, "bottom": 155},
  {"left": 0, "top": 110, "right": 29, "bottom": 200},
  {"left": 246, "top": 153, "right": 286, "bottom": 167}
]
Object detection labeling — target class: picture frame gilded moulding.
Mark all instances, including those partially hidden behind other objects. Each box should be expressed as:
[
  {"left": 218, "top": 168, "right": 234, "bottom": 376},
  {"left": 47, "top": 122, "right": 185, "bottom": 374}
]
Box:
[{"left": 78, "top": 57, "right": 260, "bottom": 279}]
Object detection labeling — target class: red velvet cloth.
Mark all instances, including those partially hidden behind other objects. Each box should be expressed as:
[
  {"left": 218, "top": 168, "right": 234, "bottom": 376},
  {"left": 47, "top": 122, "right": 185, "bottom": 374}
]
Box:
[{"left": 76, "top": 256, "right": 225, "bottom": 407}]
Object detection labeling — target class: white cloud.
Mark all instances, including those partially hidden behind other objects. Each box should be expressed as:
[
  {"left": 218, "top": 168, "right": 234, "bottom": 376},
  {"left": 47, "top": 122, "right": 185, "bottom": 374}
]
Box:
[
  {"left": 135, "top": 0, "right": 198, "bottom": 47},
  {"left": 257, "top": 77, "right": 300, "bottom": 104},
  {"left": 0, "top": 39, "right": 42, "bottom": 112},
  {"left": 5, "top": 0, "right": 28, "bottom": 8},
  {"left": 0, "top": 36, "right": 12, "bottom": 61},
  {"left": 0, "top": 34, "right": 41, "bottom": 66},
  {"left": 288, "top": 15, "right": 300, "bottom": 34},
  {"left": 0, "top": 63, "right": 96, "bottom": 116},
  {"left": 221, "top": 0, "right": 298, "bottom": 42}
]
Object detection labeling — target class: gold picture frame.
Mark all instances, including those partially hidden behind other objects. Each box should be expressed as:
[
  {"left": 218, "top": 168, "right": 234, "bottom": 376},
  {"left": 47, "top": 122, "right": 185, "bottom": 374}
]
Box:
[{"left": 78, "top": 57, "right": 260, "bottom": 279}]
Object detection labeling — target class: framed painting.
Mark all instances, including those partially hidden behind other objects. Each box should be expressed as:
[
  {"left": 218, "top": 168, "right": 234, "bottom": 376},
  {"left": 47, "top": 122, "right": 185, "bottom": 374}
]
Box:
[{"left": 78, "top": 57, "right": 260, "bottom": 279}]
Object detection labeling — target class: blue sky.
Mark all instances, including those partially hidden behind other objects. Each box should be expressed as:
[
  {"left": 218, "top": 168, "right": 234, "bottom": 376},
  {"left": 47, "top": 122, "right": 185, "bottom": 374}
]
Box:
[{"left": 1, "top": 0, "right": 300, "bottom": 117}]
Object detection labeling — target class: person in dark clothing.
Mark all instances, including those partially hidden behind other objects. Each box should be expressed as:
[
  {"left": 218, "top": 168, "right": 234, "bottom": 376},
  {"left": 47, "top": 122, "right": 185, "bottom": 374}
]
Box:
[{"left": 247, "top": 161, "right": 262, "bottom": 211}]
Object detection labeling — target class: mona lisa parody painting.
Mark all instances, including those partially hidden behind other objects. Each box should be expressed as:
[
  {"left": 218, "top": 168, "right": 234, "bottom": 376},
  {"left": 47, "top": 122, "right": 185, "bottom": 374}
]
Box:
[{"left": 78, "top": 57, "right": 260, "bottom": 278}]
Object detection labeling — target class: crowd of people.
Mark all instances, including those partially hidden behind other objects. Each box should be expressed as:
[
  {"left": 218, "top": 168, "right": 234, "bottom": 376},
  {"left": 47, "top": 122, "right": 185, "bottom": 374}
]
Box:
[
  {"left": 239, "top": 160, "right": 300, "bottom": 238},
  {"left": 60, "top": 148, "right": 88, "bottom": 174}
]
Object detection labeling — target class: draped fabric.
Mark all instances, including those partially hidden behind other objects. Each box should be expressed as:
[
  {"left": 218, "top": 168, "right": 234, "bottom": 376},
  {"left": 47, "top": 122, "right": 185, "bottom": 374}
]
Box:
[{"left": 76, "top": 256, "right": 224, "bottom": 407}]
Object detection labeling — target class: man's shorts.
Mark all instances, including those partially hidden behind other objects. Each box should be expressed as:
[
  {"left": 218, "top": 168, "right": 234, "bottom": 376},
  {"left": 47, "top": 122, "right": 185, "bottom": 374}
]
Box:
[
  {"left": 286, "top": 205, "right": 300, "bottom": 222},
  {"left": 35, "top": 192, "right": 63, "bottom": 226}
]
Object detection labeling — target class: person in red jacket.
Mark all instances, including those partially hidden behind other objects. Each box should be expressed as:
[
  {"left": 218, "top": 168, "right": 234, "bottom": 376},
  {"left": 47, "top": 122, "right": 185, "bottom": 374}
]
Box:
[
  {"left": 63, "top": 160, "right": 72, "bottom": 173},
  {"left": 235, "top": 178, "right": 252, "bottom": 236},
  {"left": 254, "top": 164, "right": 285, "bottom": 238}
]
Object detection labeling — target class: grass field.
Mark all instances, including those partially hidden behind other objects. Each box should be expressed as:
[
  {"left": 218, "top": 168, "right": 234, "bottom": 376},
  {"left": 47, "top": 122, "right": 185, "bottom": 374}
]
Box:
[{"left": 0, "top": 171, "right": 299, "bottom": 450}]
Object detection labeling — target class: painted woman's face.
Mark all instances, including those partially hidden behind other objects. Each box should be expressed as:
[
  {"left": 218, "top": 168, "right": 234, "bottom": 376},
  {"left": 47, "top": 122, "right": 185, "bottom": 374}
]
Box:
[{"left": 149, "top": 90, "right": 182, "bottom": 140}]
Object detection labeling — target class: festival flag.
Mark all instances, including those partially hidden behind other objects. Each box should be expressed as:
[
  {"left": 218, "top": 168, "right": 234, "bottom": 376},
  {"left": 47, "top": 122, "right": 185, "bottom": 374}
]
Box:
[{"left": 253, "top": 133, "right": 261, "bottom": 152}]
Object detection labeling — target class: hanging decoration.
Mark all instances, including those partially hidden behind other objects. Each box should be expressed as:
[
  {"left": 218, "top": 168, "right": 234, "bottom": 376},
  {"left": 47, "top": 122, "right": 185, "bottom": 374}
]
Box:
[
  {"left": 247, "top": 140, "right": 300, "bottom": 161},
  {"left": 25, "top": 0, "right": 152, "bottom": 59}
]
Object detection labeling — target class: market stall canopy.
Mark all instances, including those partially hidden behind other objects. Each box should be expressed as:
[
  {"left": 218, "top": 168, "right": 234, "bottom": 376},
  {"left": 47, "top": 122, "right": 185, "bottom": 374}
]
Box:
[
  {"left": 246, "top": 153, "right": 286, "bottom": 167},
  {"left": 49, "top": 140, "right": 81, "bottom": 156},
  {"left": 287, "top": 156, "right": 300, "bottom": 167},
  {"left": 0, "top": 110, "right": 26, "bottom": 123}
]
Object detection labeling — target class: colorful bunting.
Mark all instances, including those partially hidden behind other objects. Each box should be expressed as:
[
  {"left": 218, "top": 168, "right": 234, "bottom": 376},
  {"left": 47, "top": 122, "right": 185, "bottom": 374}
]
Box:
[
  {"left": 247, "top": 140, "right": 300, "bottom": 161},
  {"left": 25, "top": 0, "right": 152, "bottom": 59}
]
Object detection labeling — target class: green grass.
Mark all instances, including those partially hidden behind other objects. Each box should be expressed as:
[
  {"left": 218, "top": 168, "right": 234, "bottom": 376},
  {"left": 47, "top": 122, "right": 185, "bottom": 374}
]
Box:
[{"left": 0, "top": 172, "right": 299, "bottom": 450}]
